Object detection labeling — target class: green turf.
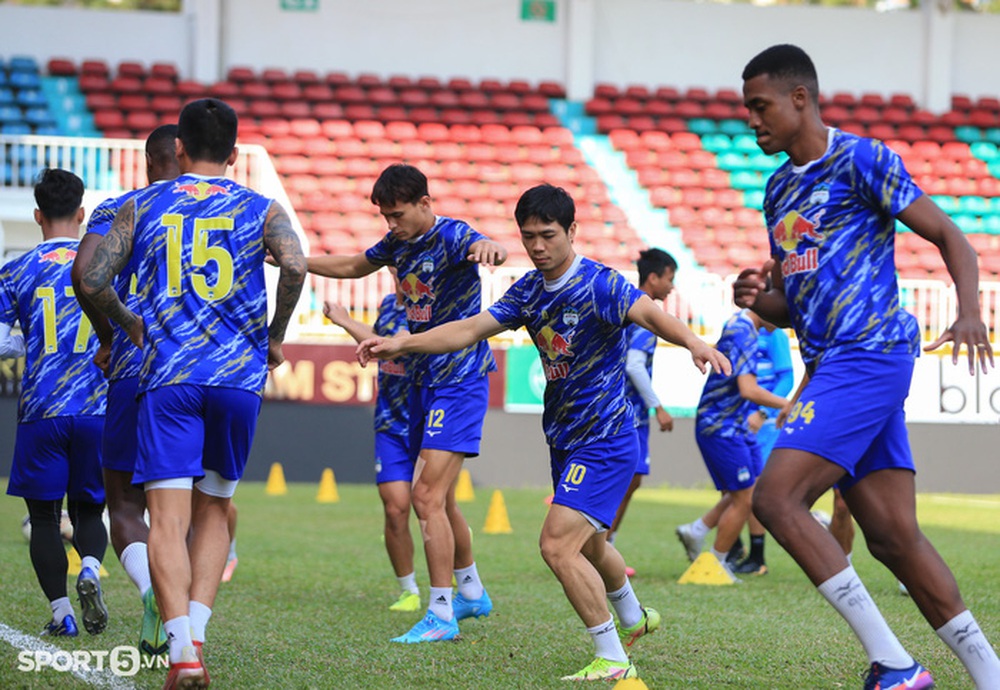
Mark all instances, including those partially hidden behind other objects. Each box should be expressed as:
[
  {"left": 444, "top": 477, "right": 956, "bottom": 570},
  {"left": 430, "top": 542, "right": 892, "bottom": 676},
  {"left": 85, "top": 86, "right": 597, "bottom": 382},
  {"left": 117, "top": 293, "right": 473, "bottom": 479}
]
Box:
[{"left": 0, "top": 482, "right": 998, "bottom": 689}]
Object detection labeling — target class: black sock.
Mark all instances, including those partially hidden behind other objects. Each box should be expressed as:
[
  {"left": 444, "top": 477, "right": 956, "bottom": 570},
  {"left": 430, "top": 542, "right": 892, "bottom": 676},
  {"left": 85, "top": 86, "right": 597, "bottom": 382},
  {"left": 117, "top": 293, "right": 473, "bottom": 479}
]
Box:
[
  {"left": 749, "top": 534, "right": 766, "bottom": 562},
  {"left": 25, "top": 499, "right": 69, "bottom": 602}
]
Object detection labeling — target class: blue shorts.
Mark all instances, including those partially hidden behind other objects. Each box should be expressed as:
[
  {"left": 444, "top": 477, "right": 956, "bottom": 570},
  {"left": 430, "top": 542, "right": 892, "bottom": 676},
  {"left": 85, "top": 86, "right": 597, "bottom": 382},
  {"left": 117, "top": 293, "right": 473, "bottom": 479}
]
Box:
[
  {"left": 103, "top": 376, "right": 139, "bottom": 473},
  {"left": 774, "top": 351, "right": 915, "bottom": 491},
  {"left": 7, "top": 416, "right": 106, "bottom": 503},
  {"left": 695, "top": 430, "right": 762, "bottom": 492},
  {"left": 635, "top": 423, "right": 650, "bottom": 476},
  {"left": 408, "top": 376, "right": 489, "bottom": 460},
  {"left": 549, "top": 431, "right": 638, "bottom": 528},
  {"left": 135, "top": 384, "right": 262, "bottom": 485},
  {"left": 375, "top": 431, "right": 414, "bottom": 484},
  {"left": 756, "top": 419, "right": 780, "bottom": 461}
]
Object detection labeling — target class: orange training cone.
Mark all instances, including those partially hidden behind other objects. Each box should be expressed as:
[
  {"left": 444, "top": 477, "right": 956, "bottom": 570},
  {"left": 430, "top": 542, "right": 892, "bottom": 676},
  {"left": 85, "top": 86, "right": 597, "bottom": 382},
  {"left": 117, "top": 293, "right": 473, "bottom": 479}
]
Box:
[
  {"left": 265, "top": 462, "right": 287, "bottom": 495},
  {"left": 482, "top": 490, "right": 513, "bottom": 534},
  {"left": 316, "top": 468, "right": 339, "bottom": 503}
]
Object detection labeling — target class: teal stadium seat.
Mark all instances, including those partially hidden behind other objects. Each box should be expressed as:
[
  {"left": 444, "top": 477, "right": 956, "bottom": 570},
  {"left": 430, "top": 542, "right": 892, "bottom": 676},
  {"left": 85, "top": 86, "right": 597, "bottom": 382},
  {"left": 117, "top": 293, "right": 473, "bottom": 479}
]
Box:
[
  {"left": 687, "top": 118, "right": 716, "bottom": 136},
  {"left": 701, "top": 133, "right": 732, "bottom": 153},
  {"left": 718, "top": 119, "right": 750, "bottom": 137},
  {"left": 932, "top": 195, "right": 959, "bottom": 214},
  {"left": 970, "top": 141, "right": 998, "bottom": 161},
  {"left": 954, "top": 125, "right": 982, "bottom": 143}
]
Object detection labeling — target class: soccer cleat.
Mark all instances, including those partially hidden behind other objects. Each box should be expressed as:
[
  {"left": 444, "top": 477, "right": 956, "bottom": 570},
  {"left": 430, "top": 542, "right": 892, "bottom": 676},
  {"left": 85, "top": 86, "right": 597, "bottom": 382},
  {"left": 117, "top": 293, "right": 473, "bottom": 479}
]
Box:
[
  {"left": 898, "top": 580, "right": 909, "bottom": 596},
  {"left": 140, "top": 588, "right": 168, "bottom": 663},
  {"left": 220, "top": 556, "right": 238, "bottom": 583},
  {"left": 193, "top": 641, "right": 210, "bottom": 688},
  {"left": 726, "top": 537, "right": 745, "bottom": 566},
  {"left": 42, "top": 614, "right": 79, "bottom": 637},
  {"left": 76, "top": 567, "right": 108, "bottom": 635},
  {"left": 619, "top": 606, "right": 660, "bottom": 647},
  {"left": 391, "top": 611, "right": 460, "bottom": 643},
  {"left": 675, "top": 523, "right": 704, "bottom": 562},
  {"left": 162, "top": 645, "right": 206, "bottom": 690},
  {"left": 560, "top": 657, "right": 637, "bottom": 681},
  {"left": 733, "top": 558, "right": 769, "bottom": 576},
  {"left": 389, "top": 591, "right": 421, "bottom": 613},
  {"left": 863, "top": 661, "right": 934, "bottom": 690},
  {"left": 453, "top": 589, "right": 493, "bottom": 621}
]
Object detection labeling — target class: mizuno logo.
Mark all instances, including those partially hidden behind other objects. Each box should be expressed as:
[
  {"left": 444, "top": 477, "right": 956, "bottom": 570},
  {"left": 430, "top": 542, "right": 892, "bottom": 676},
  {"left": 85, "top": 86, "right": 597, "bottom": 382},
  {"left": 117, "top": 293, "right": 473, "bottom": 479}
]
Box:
[
  {"left": 427, "top": 430, "right": 442, "bottom": 437},
  {"left": 560, "top": 484, "right": 579, "bottom": 493}
]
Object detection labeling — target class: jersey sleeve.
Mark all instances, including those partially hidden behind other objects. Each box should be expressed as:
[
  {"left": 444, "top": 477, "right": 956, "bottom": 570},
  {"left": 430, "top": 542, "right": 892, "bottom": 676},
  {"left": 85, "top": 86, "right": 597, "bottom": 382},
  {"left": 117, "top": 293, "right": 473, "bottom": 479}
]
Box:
[
  {"left": 594, "top": 269, "right": 643, "bottom": 327},
  {"left": 85, "top": 197, "right": 118, "bottom": 237},
  {"left": 364, "top": 235, "right": 395, "bottom": 266},
  {"left": 729, "top": 322, "right": 759, "bottom": 378},
  {"left": 487, "top": 277, "right": 526, "bottom": 331},
  {"left": 444, "top": 221, "right": 489, "bottom": 265},
  {"left": 855, "top": 138, "right": 923, "bottom": 217}
]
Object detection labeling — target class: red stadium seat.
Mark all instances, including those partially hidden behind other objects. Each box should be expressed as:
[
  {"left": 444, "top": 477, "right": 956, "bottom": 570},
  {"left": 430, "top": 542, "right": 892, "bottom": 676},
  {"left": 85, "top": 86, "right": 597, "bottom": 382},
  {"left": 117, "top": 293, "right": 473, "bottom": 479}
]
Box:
[
  {"left": 80, "top": 59, "right": 110, "bottom": 78},
  {"left": 150, "top": 62, "right": 179, "bottom": 82},
  {"left": 117, "top": 61, "right": 146, "bottom": 79},
  {"left": 226, "top": 66, "right": 256, "bottom": 83},
  {"left": 47, "top": 58, "right": 77, "bottom": 76}
]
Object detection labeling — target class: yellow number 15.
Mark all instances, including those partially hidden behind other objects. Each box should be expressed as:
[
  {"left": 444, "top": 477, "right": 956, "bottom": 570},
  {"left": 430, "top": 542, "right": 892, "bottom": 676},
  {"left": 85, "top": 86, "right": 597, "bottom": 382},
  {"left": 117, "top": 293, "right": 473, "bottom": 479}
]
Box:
[{"left": 162, "top": 214, "right": 234, "bottom": 301}]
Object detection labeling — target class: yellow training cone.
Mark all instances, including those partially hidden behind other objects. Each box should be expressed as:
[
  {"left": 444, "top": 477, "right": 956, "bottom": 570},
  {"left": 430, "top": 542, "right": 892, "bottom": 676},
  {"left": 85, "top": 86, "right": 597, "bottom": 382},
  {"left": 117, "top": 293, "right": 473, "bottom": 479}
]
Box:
[
  {"left": 66, "top": 547, "right": 109, "bottom": 577},
  {"left": 316, "top": 468, "right": 339, "bottom": 503},
  {"left": 265, "top": 462, "right": 287, "bottom": 495},
  {"left": 677, "top": 552, "right": 738, "bottom": 586},
  {"left": 454, "top": 468, "right": 475, "bottom": 502},
  {"left": 482, "top": 490, "right": 513, "bottom": 534},
  {"left": 614, "top": 678, "right": 650, "bottom": 690}
]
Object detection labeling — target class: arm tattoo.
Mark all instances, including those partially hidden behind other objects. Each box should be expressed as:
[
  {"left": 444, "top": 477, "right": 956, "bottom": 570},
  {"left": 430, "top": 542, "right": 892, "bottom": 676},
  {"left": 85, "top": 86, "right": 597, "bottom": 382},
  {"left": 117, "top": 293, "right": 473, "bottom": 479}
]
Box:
[
  {"left": 81, "top": 199, "right": 138, "bottom": 331},
  {"left": 263, "top": 204, "right": 307, "bottom": 342}
]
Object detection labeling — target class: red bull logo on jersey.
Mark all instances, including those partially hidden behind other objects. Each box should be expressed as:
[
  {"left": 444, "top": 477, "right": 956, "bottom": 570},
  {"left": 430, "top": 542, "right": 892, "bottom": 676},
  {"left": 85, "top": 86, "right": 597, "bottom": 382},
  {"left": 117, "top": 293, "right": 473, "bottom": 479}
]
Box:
[
  {"left": 773, "top": 209, "right": 824, "bottom": 277},
  {"left": 400, "top": 273, "right": 435, "bottom": 322},
  {"left": 38, "top": 247, "right": 77, "bottom": 265},
  {"left": 174, "top": 181, "right": 229, "bottom": 201},
  {"left": 379, "top": 360, "right": 406, "bottom": 376},
  {"left": 535, "top": 325, "right": 574, "bottom": 380}
]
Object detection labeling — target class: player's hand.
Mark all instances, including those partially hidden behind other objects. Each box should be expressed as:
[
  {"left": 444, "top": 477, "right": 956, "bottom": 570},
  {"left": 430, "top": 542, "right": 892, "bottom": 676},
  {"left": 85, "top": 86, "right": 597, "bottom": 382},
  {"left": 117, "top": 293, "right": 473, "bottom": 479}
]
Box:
[
  {"left": 322, "top": 302, "right": 349, "bottom": 326},
  {"left": 92, "top": 342, "right": 111, "bottom": 378},
  {"left": 924, "top": 314, "right": 994, "bottom": 375},
  {"left": 733, "top": 259, "right": 775, "bottom": 309},
  {"left": 776, "top": 400, "right": 794, "bottom": 428},
  {"left": 748, "top": 410, "right": 765, "bottom": 433},
  {"left": 689, "top": 340, "right": 732, "bottom": 376},
  {"left": 264, "top": 253, "right": 278, "bottom": 267},
  {"left": 655, "top": 407, "right": 674, "bottom": 432},
  {"left": 467, "top": 240, "right": 508, "bottom": 267},
  {"left": 267, "top": 337, "right": 284, "bottom": 370},
  {"left": 125, "top": 313, "right": 144, "bottom": 349}
]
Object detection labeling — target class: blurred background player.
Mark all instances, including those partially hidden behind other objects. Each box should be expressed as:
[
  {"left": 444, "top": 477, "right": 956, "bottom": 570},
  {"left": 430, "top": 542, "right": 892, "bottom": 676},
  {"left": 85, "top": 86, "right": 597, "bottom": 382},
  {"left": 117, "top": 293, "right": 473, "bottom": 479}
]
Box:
[
  {"left": 296, "top": 163, "right": 503, "bottom": 643},
  {"left": 81, "top": 98, "right": 306, "bottom": 689},
  {"left": 606, "top": 248, "right": 677, "bottom": 577},
  {"left": 358, "top": 184, "right": 730, "bottom": 680},
  {"left": 675, "top": 308, "right": 786, "bottom": 577},
  {"left": 1, "top": 168, "right": 109, "bottom": 637},
  {"left": 221, "top": 502, "right": 239, "bottom": 583},
  {"left": 72, "top": 124, "right": 178, "bottom": 660},
  {"left": 323, "top": 269, "right": 422, "bottom": 612}
]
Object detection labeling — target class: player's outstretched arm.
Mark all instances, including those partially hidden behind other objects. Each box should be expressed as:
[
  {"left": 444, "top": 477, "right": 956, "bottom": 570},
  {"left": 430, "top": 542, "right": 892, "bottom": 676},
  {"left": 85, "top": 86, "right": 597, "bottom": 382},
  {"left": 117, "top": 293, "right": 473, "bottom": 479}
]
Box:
[
  {"left": 737, "top": 374, "right": 787, "bottom": 409},
  {"left": 627, "top": 295, "right": 732, "bottom": 376},
  {"left": 899, "top": 196, "right": 994, "bottom": 374},
  {"left": 733, "top": 258, "right": 791, "bottom": 327},
  {"left": 357, "top": 311, "right": 504, "bottom": 366},
  {"left": 323, "top": 302, "right": 375, "bottom": 344},
  {"left": 467, "top": 239, "right": 508, "bottom": 267},
  {"left": 80, "top": 199, "right": 142, "bottom": 347},
  {"left": 263, "top": 204, "right": 307, "bottom": 369}
]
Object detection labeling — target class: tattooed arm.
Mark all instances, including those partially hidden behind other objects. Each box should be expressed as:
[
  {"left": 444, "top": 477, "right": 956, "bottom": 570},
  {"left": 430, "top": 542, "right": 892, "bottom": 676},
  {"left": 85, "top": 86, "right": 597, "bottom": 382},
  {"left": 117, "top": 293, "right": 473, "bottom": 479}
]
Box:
[
  {"left": 262, "top": 203, "right": 307, "bottom": 369},
  {"left": 80, "top": 198, "right": 144, "bottom": 348}
]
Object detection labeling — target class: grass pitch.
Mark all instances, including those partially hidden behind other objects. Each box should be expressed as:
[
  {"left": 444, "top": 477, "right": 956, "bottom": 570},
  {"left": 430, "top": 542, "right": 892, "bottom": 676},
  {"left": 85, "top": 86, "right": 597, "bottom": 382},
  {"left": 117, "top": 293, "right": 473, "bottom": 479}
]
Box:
[{"left": 1, "top": 481, "right": 998, "bottom": 689}]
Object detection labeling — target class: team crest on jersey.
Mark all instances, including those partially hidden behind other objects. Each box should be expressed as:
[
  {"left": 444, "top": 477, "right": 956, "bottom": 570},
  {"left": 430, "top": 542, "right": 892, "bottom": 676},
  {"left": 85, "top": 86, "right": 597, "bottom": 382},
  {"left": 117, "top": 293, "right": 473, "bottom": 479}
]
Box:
[
  {"left": 174, "top": 181, "right": 229, "bottom": 200},
  {"left": 561, "top": 307, "right": 579, "bottom": 327},
  {"left": 420, "top": 258, "right": 434, "bottom": 273},
  {"left": 38, "top": 247, "right": 77, "bottom": 265},
  {"left": 809, "top": 184, "right": 830, "bottom": 206}
]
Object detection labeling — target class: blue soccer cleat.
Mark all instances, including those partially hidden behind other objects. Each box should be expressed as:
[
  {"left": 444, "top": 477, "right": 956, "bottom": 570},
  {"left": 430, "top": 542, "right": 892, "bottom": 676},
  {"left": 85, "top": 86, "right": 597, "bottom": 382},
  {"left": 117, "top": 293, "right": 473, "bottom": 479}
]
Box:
[
  {"left": 453, "top": 590, "right": 493, "bottom": 621},
  {"left": 76, "top": 567, "right": 108, "bottom": 635},
  {"left": 42, "top": 614, "right": 78, "bottom": 637},
  {"left": 391, "top": 611, "right": 460, "bottom": 643},
  {"left": 863, "top": 661, "right": 934, "bottom": 690}
]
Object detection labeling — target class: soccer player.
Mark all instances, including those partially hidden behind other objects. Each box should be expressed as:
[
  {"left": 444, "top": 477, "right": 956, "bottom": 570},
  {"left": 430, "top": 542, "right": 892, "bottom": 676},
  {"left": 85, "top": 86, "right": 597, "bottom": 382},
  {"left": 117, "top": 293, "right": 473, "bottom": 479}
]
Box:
[
  {"left": 323, "top": 270, "right": 422, "bottom": 612},
  {"left": 606, "top": 248, "right": 677, "bottom": 573},
  {"left": 1, "top": 168, "right": 109, "bottom": 637},
  {"left": 72, "top": 124, "right": 179, "bottom": 660},
  {"left": 299, "top": 163, "right": 501, "bottom": 643},
  {"left": 734, "top": 44, "right": 1000, "bottom": 689},
  {"left": 674, "top": 309, "right": 787, "bottom": 577},
  {"left": 81, "top": 98, "right": 306, "bottom": 689},
  {"left": 357, "top": 184, "right": 731, "bottom": 680}
]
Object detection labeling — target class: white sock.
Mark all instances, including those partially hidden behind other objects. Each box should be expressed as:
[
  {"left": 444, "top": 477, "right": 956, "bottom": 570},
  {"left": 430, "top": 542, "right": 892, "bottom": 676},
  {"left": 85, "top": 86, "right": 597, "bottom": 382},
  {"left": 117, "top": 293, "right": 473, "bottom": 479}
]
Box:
[
  {"left": 120, "top": 542, "right": 152, "bottom": 597},
  {"left": 189, "top": 601, "right": 212, "bottom": 644},
  {"left": 711, "top": 547, "right": 728, "bottom": 564},
  {"left": 163, "top": 616, "right": 193, "bottom": 664},
  {"left": 81, "top": 555, "right": 101, "bottom": 576},
  {"left": 936, "top": 610, "right": 1000, "bottom": 689},
  {"left": 607, "top": 531, "right": 617, "bottom": 545},
  {"left": 690, "top": 518, "right": 710, "bottom": 540},
  {"left": 50, "top": 596, "right": 74, "bottom": 623},
  {"left": 588, "top": 617, "right": 628, "bottom": 663},
  {"left": 428, "top": 587, "right": 453, "bottom": 621},
  {"left": 228, "top": 538, "right": 237, "bottom": 561},
  {"left": 396, "top": 572, "right": 418, "bottom": 595},
  {"left": 454, "top": 563, "right": 484, "bottom": 600},
  {"left": 817, "top": 566, "right": 913, "bottom": 668},
  {"left": 607, "top": 580, "right": 643, "bottom": 630}
]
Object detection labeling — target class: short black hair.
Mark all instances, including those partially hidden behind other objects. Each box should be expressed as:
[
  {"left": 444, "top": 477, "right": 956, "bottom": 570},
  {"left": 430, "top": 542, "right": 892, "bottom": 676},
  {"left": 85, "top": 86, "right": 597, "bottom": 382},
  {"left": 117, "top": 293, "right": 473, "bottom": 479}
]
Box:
[
  {"left": 514, "top": 184, "right": 575, "bottom": 231},
  {"left": 370, "top": 164, "right": 429, "bottom": 206},
  {"left": 177, "top": 98, "right": 238, "bottom": 164},
  {"left": 145, "top": 123, "right": 179, "bottom": 169},
  {"left": 637, "top": 248, "right": 677, "bottom": 285},
  {"left": 34, "top": 168, "right": 84, "bottom": 221},
  {"left": 742, "top": 44, "right": 820, "bottom": 102}
]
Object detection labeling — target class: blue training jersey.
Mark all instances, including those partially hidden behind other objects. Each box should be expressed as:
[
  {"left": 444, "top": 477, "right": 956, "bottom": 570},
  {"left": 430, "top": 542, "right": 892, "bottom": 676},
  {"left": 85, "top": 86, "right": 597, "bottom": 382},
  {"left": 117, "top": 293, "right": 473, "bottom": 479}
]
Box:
[
  {"left": 764, "top": 129, "right": 921, "bottom": 369},
  {"left": 85, "top": 182, "right": 169, "bottom": 381},
  {"left": 130, "top": 174, "right": 273, "bottom": 395},
  {"left": 624, "top": 323, "right": 657, "bottom": 428},
  {"left": 365, "top": 216, "right": 496, "bottom": 387},
  {"left": 755, "top": 327, "right": 794, "bottom": 418},
  {"left": 489, "top": 256, "right": 643, "bottom": 450},
  {"left": 373, "top": 293, "right": 410, "bottom": 437},
  {"left": 0, "top": 239, "right": 107, "bottom": 421},
  {"left": 696, "top": 310, "right": 758, "bottom": 438}
]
